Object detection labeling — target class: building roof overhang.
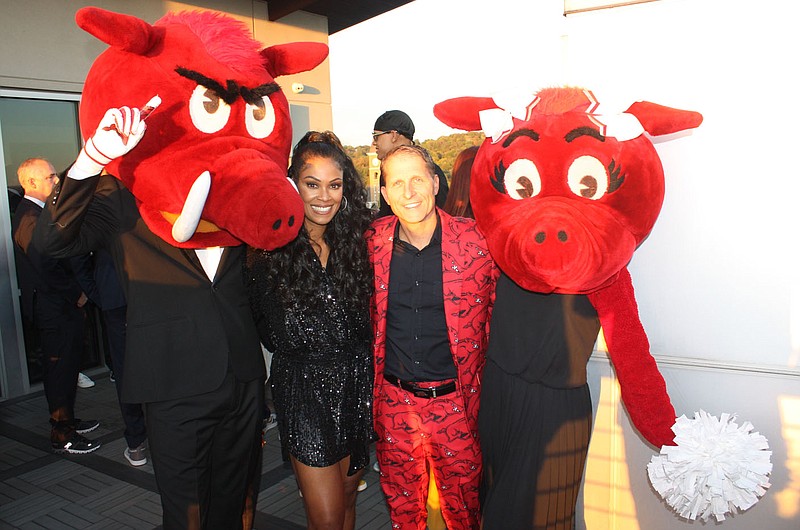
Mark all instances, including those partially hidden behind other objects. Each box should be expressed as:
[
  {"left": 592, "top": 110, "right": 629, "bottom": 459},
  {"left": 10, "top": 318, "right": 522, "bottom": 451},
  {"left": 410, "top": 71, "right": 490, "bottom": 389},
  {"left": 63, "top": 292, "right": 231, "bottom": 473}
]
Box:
[{"left": 265, "top": 0, "right": 414, "bottom": 34}]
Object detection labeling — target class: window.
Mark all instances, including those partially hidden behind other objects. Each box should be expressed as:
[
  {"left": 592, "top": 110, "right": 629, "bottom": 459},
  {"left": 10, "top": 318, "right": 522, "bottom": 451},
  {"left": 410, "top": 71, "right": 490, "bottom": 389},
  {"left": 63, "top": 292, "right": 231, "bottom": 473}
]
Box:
[
  {"left": 0, "top": 90, "right": 81, "bottom": 185},
  {"left": 0, "top": 90, "right": 105, "bottom": 391}
]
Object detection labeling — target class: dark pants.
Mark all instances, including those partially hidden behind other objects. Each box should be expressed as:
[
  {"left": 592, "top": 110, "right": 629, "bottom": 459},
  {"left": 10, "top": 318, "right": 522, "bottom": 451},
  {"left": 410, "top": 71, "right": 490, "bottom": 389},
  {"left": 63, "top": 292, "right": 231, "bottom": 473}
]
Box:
[
  {"left": 479, "top": 360, "right": 592, "bottom": 530},
  {"left": 37, "top": 303, "right": 84, "bottom": 440},
  {"left": 145, "top": 372, "right": 264, "bottom": 530},
  {"left": 103, "top": 305, "right": 146, "bottom": 449}
]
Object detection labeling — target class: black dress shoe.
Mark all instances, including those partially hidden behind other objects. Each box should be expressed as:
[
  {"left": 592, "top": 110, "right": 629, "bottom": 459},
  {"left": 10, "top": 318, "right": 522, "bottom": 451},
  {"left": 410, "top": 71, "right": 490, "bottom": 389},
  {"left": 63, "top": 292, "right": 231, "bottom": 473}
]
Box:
[
  {"left": 52, "top": 433, "right": 101, "bottom": 454},
  {"left": 73, "top": 418, "right": 100, "bottom": 434}
]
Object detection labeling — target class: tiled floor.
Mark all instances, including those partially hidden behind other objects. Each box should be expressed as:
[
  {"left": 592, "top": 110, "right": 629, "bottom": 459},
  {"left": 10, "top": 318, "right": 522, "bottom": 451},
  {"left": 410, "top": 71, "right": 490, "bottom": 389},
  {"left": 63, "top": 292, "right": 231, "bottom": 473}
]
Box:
[{"left": 0, "top": 371, "right": 391, "bottom": 529}]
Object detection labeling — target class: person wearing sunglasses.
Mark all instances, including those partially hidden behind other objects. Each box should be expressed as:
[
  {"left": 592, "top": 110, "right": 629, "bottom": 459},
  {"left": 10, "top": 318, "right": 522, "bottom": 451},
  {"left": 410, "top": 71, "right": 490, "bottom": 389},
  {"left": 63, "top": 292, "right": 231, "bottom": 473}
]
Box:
[{"left": 371, "top": 110, "right": 449, "bottom": 217}]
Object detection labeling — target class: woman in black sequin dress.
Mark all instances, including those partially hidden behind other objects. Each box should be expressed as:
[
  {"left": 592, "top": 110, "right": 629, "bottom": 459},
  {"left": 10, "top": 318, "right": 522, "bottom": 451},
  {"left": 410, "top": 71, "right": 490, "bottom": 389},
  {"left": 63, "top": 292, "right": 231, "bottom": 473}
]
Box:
[{"left": 245, "top": 131, "right": 374, "bottom": 530}]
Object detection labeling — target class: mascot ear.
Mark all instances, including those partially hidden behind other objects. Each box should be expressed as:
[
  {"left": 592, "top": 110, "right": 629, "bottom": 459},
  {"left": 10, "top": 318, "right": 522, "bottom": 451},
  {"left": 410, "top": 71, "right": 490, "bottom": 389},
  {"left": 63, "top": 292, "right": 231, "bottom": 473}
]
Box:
[
  {"left": 434, "top": 97, "right": 497, "bottom": 131},
  {"left": 76, "top": 6, "right": 157, "bottom": 54},
  {"left": 626, "top": 101, "right": 703, "bottom": 136},
  {"left": 261, "top": 42, "right": 329, "bottom": 77}
]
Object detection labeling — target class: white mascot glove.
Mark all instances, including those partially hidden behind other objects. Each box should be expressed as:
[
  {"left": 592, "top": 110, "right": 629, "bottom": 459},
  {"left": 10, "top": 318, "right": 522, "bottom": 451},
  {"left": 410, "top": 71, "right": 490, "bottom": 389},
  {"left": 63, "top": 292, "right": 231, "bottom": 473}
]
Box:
[{"left": 69, "top": 102, "right": 152, "bottom": 180}]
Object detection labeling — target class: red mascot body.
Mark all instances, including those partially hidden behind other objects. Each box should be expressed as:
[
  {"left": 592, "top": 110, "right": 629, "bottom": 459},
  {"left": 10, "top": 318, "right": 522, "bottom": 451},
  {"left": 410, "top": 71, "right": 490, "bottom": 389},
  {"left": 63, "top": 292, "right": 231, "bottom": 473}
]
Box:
[
  {"left": 435, "top": 87, "right": 702, "bottom": 529},
  {"left": 36, "top": 7, "right": 328, "bottom": 529}
]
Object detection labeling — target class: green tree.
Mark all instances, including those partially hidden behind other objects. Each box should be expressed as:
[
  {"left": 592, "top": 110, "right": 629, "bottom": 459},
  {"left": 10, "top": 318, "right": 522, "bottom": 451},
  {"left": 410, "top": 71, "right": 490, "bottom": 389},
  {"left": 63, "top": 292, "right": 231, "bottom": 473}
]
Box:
[
  {"left": 344, "top": 131, "right": 485, "bottom": 185},
  {"left": 344, "top": 145, "right": 371, "bottom": 188}
]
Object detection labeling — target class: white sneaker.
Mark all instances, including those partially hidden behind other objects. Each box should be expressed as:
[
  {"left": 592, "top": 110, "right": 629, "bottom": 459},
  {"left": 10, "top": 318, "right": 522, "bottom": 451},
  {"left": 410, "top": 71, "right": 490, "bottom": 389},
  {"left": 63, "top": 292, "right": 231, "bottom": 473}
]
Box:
[
  {"left": 77, "top": 372, "right": 95, "bottom": 388},
  {"left": 373, "top": 460, "right": 380, "bottom": 473},
  {"left": 124, "top": 443, "right": 147, "bottom": 466},
  {"left": 357, "top": 479, "right": 367, "bottom": 492}
]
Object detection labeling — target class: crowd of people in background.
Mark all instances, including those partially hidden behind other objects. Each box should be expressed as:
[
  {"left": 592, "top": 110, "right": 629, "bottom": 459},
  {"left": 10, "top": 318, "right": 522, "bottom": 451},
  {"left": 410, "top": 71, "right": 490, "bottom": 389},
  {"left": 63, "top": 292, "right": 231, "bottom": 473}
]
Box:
[{"left": 9, "top": 107, "right": 489, "bottom": 530}]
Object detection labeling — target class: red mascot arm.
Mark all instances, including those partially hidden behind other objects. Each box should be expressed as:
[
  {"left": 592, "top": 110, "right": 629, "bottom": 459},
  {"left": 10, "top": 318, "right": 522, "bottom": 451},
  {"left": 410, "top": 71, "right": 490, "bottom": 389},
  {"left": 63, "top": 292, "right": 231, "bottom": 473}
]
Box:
[{"left": 587, "top": 267, "right": 676, "bottom": 448}]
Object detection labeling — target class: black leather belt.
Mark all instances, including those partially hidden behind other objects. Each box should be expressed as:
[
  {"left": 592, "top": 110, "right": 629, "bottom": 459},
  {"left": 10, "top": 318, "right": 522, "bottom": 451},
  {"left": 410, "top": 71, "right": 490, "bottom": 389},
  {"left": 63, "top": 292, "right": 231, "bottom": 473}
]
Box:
[{"left": 384, "top": 374, "right": 457, "bottom": 399}]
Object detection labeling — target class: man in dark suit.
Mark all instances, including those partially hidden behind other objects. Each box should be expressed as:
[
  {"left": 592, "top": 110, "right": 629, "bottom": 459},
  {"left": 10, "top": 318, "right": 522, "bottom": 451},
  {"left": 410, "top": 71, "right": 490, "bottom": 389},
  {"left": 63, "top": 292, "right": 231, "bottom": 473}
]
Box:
[
  {"left": 73, "top": 248, "right": 147, "bottom": 466},
  {"left": 35, "top": 112, "right": 264, "bottom": 529},
  {"left": 12, "top": 158, "right": 100, "bottom": 454}
]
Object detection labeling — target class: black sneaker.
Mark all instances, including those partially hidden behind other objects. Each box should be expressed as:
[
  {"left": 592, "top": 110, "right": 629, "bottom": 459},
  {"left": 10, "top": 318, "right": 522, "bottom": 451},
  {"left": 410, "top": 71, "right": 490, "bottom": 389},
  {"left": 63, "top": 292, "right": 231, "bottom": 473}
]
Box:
[
  {"left": 52, "top": 433, "right": 101, "bottom": 454},
  {"left": 73, "top": 418, "right": 100, "bottom": 434}
]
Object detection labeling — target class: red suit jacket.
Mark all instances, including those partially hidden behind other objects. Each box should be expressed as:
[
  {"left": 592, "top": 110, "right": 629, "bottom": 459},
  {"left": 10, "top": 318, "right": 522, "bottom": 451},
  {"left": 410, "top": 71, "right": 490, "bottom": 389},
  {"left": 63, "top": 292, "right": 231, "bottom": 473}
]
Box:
[{"left": 367, "top": 209, "right": 498, "bottom": 436}]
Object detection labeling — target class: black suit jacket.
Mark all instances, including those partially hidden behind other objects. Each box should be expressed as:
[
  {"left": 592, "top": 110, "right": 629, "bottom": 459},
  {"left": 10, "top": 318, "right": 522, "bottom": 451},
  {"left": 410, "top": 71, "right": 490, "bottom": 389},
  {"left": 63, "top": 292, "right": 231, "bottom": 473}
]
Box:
[
  {"left": 35, "top": 174, "right": 265, "bottom": 403},
  {"left": 12, "top": 198, "right": 82, "bottom": 323},
  {"left": 72, "top": 248, "right": 127, "bottom": 311}
]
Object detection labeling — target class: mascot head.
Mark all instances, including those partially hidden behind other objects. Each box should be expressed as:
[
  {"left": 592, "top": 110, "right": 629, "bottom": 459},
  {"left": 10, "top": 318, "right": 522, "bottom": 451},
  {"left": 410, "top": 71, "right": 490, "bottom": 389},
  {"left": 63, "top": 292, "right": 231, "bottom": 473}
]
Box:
[
  {"left": 76, "top": 7, "right": 328, "bottom": 249},
  {"left": 435, "top": 87, "right": 702, "bottom": 293}
]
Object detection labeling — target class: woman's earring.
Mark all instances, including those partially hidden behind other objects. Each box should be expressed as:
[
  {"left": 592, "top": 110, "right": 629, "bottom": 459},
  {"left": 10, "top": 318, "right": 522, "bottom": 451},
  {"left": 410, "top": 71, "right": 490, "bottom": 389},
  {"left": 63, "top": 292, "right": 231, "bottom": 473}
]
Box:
[{"left": 341, "top": 196, "right": 349, "bottom": 211}]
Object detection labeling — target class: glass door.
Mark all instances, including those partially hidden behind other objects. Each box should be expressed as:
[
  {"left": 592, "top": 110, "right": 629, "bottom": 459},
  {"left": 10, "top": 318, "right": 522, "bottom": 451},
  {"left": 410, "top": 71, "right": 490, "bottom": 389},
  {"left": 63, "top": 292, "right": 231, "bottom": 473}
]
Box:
[{"left": 0, "top": 90, "right": 106, "bottom": 395}]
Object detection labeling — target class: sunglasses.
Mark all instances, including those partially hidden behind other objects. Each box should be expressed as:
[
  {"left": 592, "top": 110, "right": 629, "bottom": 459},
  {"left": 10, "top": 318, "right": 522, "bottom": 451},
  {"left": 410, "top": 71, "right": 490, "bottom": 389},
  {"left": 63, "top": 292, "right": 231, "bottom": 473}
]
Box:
[{"left": 372, "top": 131, "right": 393, "bottom": 141}]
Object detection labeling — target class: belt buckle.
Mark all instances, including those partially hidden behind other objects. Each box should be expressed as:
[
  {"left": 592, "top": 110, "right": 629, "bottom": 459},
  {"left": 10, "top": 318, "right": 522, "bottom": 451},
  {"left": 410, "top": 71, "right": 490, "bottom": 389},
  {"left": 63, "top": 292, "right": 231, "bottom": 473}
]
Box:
[{"left": 413, "top": 387, "right": 432, "bottom": 399}]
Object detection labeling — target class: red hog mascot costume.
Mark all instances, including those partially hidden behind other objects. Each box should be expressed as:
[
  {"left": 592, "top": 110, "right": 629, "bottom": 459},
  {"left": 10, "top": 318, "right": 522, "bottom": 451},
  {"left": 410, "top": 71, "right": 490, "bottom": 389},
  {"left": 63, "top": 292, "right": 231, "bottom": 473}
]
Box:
[
  {"left": 35, "top": 7, "right": 328, "bottom": 528},
  {"left": 435, "top": 87, "right": 771, "bottom": 527}
]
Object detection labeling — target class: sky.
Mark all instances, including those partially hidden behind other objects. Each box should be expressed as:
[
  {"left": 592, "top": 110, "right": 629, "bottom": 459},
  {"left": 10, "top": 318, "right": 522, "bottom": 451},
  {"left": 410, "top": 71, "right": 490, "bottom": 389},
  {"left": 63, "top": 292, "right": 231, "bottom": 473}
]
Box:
[{"left": 328, "top": 0, "right": 566, "bottom": 147}]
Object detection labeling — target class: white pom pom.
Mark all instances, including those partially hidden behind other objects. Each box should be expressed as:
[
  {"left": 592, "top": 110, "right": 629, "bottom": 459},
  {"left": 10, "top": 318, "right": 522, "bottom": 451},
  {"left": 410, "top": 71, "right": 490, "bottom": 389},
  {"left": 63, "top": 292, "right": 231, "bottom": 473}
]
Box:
[{"left": 647, "top": 410, "right": 772, "bottom": 522}]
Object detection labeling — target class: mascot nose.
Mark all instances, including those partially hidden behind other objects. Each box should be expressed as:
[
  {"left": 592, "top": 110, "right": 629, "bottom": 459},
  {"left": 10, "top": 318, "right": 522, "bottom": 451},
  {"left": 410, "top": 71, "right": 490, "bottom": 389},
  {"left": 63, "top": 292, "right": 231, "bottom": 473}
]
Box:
[
  {"left": 271, "top": 215, "right": 297, "bottom": 231},
  {"left": 534, "top": 230, "right": 569, "bottom": 244}
]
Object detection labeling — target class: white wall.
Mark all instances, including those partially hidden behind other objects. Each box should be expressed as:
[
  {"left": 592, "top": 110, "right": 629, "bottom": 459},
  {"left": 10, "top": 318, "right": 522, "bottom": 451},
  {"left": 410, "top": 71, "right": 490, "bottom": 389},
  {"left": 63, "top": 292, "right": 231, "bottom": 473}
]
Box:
[
  {"left": 329, "top": 0, "right": 567, "bottom": 146},
  {"left": 564, "top": 1, "right": 800, "bottom": 528},
  {"left": 564, "top": 0, "right": 800, "bottom": 373}
]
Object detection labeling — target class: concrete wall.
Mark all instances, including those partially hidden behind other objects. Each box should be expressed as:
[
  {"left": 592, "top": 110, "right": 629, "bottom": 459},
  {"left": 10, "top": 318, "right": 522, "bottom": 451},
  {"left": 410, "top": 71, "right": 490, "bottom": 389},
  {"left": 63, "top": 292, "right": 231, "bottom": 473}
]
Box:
[{"left": 0, "top": 0, "right": 332, "bottom": 133}]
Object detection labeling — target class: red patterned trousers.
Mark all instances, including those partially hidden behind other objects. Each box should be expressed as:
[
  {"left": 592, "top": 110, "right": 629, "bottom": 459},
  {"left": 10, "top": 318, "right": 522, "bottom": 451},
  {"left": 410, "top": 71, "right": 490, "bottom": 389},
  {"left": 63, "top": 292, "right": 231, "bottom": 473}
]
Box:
[{"left": 375, "top": 380, "right": 481, "bottom": 530}]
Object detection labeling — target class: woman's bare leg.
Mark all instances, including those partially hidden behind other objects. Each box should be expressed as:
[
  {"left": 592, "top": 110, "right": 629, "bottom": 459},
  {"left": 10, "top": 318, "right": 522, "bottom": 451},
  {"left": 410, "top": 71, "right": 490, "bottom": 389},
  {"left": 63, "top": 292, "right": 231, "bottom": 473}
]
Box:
[{"left": 291, "top": 455, "right": 365, "bottom": 530}]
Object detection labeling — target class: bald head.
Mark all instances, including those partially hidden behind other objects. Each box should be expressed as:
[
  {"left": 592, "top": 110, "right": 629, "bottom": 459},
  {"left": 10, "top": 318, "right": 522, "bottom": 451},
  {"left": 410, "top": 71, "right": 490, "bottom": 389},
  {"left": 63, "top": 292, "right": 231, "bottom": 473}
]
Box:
[{"left": 17, "top": 158, "right": 58, "bottom": 201}]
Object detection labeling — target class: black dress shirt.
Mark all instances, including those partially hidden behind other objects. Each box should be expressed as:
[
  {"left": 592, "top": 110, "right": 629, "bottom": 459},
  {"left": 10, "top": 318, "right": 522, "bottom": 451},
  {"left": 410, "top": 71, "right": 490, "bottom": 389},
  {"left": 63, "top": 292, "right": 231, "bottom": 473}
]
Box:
[{"left": 384, "top": 216, "right": 456, "bottom": 382}]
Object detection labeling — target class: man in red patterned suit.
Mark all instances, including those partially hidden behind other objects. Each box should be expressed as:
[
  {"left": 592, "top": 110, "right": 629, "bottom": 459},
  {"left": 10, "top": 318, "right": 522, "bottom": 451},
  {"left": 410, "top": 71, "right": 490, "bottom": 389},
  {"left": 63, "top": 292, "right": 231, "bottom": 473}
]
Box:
[{"left": 367, "top": 145, "right": 497, "bottom": 530}]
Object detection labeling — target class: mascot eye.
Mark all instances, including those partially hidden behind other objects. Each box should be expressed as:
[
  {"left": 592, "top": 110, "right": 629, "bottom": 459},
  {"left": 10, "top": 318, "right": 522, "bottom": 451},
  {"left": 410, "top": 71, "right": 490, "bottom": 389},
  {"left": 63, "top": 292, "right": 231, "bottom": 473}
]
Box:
[
  {"left": 189, "top": 85, "right": 231, "bottom": 134},
  {"left": 504, "top": 159, "right": 541, "bottom": 200},
  {"left": 245, "top": 95, "right": 276, "bottom": 139},
  {"left": 567, "top": 155, "right": 609, "bottom": 200}
]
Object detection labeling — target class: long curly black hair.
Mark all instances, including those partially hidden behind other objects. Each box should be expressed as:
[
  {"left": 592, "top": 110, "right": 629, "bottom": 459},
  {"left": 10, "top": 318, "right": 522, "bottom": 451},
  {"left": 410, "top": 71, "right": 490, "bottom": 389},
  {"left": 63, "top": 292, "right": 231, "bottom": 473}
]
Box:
[{"left": 248, "top": 131, "right": 373, "bottom": 311}]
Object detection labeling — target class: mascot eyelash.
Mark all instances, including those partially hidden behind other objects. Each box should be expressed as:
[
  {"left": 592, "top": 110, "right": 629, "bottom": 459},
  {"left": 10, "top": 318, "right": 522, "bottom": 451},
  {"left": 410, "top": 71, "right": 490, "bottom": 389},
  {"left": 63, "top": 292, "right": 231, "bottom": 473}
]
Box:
[{"left": 489, "top": 155, "right": 624, "bottom": 197}]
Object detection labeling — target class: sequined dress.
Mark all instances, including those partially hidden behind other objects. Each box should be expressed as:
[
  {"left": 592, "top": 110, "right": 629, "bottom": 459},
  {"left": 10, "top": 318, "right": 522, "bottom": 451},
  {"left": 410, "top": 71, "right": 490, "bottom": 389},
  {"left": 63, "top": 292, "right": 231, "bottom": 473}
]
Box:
[{"left": 246, "top": 249, "right": 374, "bottom": 474}]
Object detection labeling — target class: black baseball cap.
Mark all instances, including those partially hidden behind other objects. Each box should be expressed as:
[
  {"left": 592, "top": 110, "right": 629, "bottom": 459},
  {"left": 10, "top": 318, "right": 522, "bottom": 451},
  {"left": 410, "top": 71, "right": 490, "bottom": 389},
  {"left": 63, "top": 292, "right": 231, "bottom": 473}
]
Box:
[{"left": 374, "top": 110, "right": 415, "bottom": 140}]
